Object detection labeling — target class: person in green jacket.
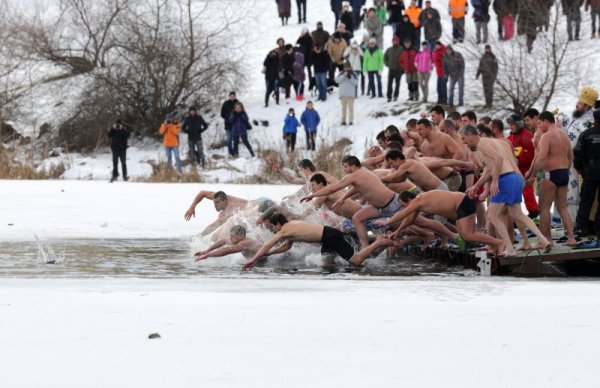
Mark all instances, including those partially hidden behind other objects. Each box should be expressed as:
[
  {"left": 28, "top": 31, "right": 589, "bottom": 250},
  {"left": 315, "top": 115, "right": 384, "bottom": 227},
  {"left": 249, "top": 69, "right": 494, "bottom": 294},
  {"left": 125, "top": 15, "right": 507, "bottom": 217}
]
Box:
[
  {"left": 384, "top": 35, "right": 404, "bottom": 102},
  {"left": 375, "top": 0, "right": 387, "bottom": 25},
  {"left": 363, "top": 38, "right": 384, "bottom": 98}
]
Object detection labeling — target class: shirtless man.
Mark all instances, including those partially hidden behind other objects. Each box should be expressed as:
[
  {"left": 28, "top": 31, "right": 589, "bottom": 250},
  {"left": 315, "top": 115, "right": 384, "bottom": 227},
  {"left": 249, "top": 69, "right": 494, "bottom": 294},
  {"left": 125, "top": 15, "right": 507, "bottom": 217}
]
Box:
[
  {"left": 184, "top": 190, "right": 249, "bottom": 236},
  {"left": 490, "top": 119, "right": 512, "bottom": 146},
  {"left": 300, "top": 155, "right": 401, "bottom": 249},
  {"left": 417, "top": 156, "right": 474, "bottom": 191},
  {"left": 460, "top": 111, "right": 477, "bottom": 127},
  {"left": 242, "top": 213, "right": 355, "bottom": 270},
  {"left": 429, "top": 105, "right": 446, "bottom": 128},
  {"left": 461, "top": 125, "right": 551, "bottom": 256},
  {"left": 194, "top": 225, "right": 262, "bottom": 262},
  {"left": 354, "top": 190, "right": 505, "bottom": 265},
  {"left": 417, "top": 118, "right": 466, "bottom": 161},
  {"left": 382, "top": 149, "right": 448, "bottom": 191},
  {"left": 525, "top": 111, "right": 577, "bottom": 246}
]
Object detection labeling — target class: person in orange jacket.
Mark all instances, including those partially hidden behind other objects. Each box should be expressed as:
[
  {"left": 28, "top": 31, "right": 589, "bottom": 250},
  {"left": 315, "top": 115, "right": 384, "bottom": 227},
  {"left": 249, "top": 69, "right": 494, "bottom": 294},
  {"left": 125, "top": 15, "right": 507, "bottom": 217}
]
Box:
[
  {"left": 405, "top": 0, "right": 422, "bottom": 49},
  {"left": 159, "top": 113, "right": 183, "bottom": 174},
  {"left": 449, "top": 0, "right": 468, "bottom": 43}
]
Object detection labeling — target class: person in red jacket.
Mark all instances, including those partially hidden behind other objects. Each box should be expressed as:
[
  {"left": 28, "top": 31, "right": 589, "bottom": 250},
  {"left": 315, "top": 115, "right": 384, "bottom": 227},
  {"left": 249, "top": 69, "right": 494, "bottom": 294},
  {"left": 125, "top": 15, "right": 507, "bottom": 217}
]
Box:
[
  {"left": 399, "top": 39, "right": 419, "bottom": 101},
  {"left": 507, "top": 114, "right": 539, "bottom": 218},
  {"left": 432, "top": 41, "right": 447, "bottom": 104}
]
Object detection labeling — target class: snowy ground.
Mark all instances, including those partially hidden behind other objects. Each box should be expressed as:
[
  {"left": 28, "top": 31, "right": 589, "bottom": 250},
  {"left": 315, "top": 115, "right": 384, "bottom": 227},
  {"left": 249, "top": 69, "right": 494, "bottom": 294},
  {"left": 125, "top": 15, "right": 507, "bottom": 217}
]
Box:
[{"left": 2, "top": 181, "right": 600, "bottom": 387}]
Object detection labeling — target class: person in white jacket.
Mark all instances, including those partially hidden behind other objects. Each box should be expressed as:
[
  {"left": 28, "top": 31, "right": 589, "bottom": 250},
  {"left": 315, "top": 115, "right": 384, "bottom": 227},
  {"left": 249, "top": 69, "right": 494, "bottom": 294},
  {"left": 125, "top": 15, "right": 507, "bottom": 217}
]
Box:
[
  {"left": 343, "top": 40, "right": 363, "bottom": 97},
  {"left": 336, "top": 63, "right": 359, "bottom": 125}
]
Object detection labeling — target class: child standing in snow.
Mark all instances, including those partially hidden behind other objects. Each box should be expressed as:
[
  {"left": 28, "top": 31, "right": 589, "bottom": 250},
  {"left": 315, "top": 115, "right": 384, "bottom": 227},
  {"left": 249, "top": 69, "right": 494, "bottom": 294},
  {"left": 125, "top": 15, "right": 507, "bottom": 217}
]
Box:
[
  {"left": 300, "top": 101, "right": 320, "bottom": 151},
  {"left": 283, "top": 108, "right": 300, "bottom": 152}
]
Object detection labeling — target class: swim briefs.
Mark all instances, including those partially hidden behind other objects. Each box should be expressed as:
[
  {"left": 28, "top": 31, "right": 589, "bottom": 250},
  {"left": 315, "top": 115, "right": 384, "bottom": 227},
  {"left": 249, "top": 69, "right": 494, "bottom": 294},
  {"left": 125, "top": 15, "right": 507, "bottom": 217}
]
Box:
[
  {"left": 320, "top": 226, "right": 355, "bottom": 260},
  {"left": 376, "top": 193, "right": 401, "bottom": 217},
  {"left": 456, "top": 195, "right": 477, "bottom": 220},
  {"left": 544, "top": 168, "right": 569, "bottom": 187}
]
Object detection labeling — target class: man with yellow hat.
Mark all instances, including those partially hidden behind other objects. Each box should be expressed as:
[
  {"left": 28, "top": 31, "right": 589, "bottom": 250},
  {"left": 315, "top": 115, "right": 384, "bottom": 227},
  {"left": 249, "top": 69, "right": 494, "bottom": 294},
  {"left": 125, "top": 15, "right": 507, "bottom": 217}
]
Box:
[{"left": 561, "top": 86, "right": 598, "bottom": 228}]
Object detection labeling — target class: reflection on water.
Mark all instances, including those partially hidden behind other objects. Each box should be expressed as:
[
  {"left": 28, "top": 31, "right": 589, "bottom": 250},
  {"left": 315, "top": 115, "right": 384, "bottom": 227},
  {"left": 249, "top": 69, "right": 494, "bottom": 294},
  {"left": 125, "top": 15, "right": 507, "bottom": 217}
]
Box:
[{"left": 0, "top": 239, "right": 475, "bottom": 279}]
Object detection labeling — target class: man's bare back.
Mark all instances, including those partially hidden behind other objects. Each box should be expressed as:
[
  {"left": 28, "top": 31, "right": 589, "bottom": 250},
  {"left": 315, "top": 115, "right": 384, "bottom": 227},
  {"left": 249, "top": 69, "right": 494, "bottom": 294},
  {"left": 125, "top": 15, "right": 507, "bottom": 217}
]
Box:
[
  {"left": 539, "top": 127, "right": 572, "bottom": 171},
  {"left": 345, "top": 168, "right": 396, "bottom": 208}
]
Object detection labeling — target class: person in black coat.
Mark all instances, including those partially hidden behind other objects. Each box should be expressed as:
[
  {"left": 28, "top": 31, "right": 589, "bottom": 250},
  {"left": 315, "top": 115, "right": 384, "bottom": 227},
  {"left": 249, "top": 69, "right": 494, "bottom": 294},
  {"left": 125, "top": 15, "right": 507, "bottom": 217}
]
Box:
[
  {"left": 296, "top": 28, "right": 314, "bottom": 79},
  {"left": 107, "top": 119, "right": 130, "bottom": 182},
  {"left": 264, "top": 50, "right": 281, "bottom": 107},
  {"left": 387, "top": 0, "right": 406, "bottom": 34},
  {"left": 395, "top": 15, "right": 417, "bottom": 44},
  {"left": 281, "top": 44, "right": 295, "bottom": 102},
  {"left": 220, "top": 92, "right": 239, "bottom": 157},
  {"left": 182, "top": 106, "right": 208, "bottom": 167}
]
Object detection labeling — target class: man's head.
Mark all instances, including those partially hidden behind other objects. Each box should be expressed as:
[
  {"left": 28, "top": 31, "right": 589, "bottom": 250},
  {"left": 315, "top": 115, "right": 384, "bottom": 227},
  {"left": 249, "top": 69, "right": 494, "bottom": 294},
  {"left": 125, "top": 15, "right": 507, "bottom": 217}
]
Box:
[
  {"left": 277, "top": 37, "right": 285, "bottom": 47},
  {"left": 114, "top": 119, "right": 123, "bottom": 128},
  {"left": 384, "top": 149, "right": 406, "bottom": 169},
  {"left": 484, "top": 44, "right": 492, "bottom": 54},
  {"left": 229, "top": 225, "right": 247, "bottom": 244},
  {"left": 506, "top": 114, "right": 525, "bottom": 133},
  {"left": 577, "top": 86, "right": 599, "bottom": 112},
  {"left": 368, "top": 7, "right": 376, "bottom": 17},
  {"left": 461, "top": 111, "right": 477, "bottom": 127},
  {"left": 416, "top": 118, "right": 433, "bottom": 138},
  {"left": 376, "top": 130, "right": 387, "bottom": 148},
  {"left": 392, "top": 35, "right": 400, "bottom": 46},
  {"left": 213, "top": 191, "right": 228, "bottom": 211},
  {"left": 258, "top": 199, "right": 276, "bottom": 213},
  {"left": 285, "top": 43, "right": 293, "bottom": 52},
  {"left": 448, "top": 110, "right": 461, "bottom": 126},
  {"left": 269, "top": 213, "right": 288, "bottom": 232},
  {"left": 440, "top": 119, "right": 457, "bottom": 135},
  {"left": 234, "top": 102, "right": 242, "bottom": 111},
  {"left": 189, "top": 106, "right": 196, "bottom": 116},
  {"left": 523, "top": 108, "right": 540, "bottom": 131},
  {"left": 309, "top": 173, "right": 328, "bottom": 192},
  {"left": 229, "top": 91, "right": 236, "bottom": 100},
  {"left": 342, "top": 155, "right": 361, "bottom": 174},
  {"left": 384, "top": 125, "right": 400, "bottom": 139},
  {"left": 490, "top": 119, "right": 504, "bottom": 137},
  {"left": 403, "top": 39, "right": 412, "bottom": 49},
  {"left": 316, "top": 21, "right": 323, "bottom": 30},
  {"left": 430, "top": 105, "right": 446, "bottom": 125},
  {"left": 387, "top": 141, "right": 404, "bottom": 150},
  {"left": 538, "top": 111, "right": 556, "bottom": 132},
  {"left": 425, "top": 0, "right": 432, "bottom": 8},
  {"left": 298, "top": 159, "right": 317, "bottom": 176},
  {"left": 399, "top": 190, "right": 417, "bottom": 206},
  {"left": 368, "top": 38, "right": 377, "bottom": 47},
  {"left": 459, "top": 125, "right": 480, "bottom": 151},
  {"left": 306, "top": 101, "right": 314, "bottom": 110},
  {"left": 477, "top": 124, "right": 493, "bottom": 138},
  {"left": 478, "top": 116, "right": 492, "bottom": 125},
  {"left": 445, "top": 45, "right": 453, "bottom": 55}
]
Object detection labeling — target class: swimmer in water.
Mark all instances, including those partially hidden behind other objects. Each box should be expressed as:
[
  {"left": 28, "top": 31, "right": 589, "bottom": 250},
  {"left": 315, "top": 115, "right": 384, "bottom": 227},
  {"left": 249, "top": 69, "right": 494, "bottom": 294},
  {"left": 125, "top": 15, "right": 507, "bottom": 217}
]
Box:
[{"left": 194, "top": 225, "right": 263, "bottom": 261}]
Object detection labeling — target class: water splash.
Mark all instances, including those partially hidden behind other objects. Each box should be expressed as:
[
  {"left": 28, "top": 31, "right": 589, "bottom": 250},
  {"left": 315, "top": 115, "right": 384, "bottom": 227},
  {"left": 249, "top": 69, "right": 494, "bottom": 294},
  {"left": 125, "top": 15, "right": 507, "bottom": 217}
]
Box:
[{"left": 34, "top": 234, "right": 65, "bottom": 264}]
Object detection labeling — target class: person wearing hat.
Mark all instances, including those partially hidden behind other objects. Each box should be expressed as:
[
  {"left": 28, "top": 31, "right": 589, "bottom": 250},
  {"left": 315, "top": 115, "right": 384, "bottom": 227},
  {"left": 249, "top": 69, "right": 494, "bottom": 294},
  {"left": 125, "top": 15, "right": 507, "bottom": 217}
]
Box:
[
  {"left": 573, "top": 109, "right": 600, "bottom": 237},
  {"left": 343, "top": 40, "right": 364, "bottom": 96},
  {"left": 384, "top": 35, "right": 404, "bottom": 102},
  {"left": 476, "top": 44, "right": 498, "bottom": 108},
  {"left": 363, "top": 37, "right": 383, "bottom": 98},
  {"left": 507, "top": 113, "right": 539, "bottom": 219},
  {"left": 561, "top": 86, "right": 599, "bottom": 224},
  {"left": 159, "top": 113, "right": 183, "bottom": 174},
  {"left": 107, "top": 119, "right": 130, "bottom": 182},
  {"left": 336, "top": 63, "right": 358, "bottom": 125},
  {"left": 181, "top": 106, "right": 208, "bottom": 168},
  {"left": 282, "top": 107, "right": 301, "bottom": 152},
  {"left": 311, "top": 22, "right": 331, "bottom": 48},
  {"left": 220, "top": 92, "right": 239, "bottom": 157}
]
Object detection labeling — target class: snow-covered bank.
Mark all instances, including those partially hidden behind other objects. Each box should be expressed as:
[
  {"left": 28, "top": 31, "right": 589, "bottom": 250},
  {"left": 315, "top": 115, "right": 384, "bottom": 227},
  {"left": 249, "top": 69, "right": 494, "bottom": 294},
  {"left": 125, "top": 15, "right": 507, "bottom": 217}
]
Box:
[
  {"left": 0, "top": 180, "right": 297, "bottom": 241},
  {"left": 1, "top": 277, "right": 599, "bottom": 387}
]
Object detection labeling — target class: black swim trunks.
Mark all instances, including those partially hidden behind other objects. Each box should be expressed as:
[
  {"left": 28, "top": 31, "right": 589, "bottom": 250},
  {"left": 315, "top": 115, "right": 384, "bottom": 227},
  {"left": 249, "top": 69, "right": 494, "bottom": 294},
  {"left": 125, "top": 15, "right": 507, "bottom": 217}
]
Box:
[
  {"left": 544, "top": 168, "right": 569, "bottom": 187},
  {"left": 320, "top": 226, "right": 354, "bottom": 261},
  {"left": 456, "top": 195, "right": 477, "bottom": 220}
]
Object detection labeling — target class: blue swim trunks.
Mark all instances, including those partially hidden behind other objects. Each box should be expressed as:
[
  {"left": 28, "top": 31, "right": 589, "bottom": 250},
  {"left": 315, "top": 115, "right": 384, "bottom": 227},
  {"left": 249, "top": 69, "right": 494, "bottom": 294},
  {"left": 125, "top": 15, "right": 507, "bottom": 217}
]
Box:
[
  {"left": 341, "top": 217, "right": 390, "bottom": 232},
  {"left": 491, "top": 172, "right": 524, "bottom": 205}
]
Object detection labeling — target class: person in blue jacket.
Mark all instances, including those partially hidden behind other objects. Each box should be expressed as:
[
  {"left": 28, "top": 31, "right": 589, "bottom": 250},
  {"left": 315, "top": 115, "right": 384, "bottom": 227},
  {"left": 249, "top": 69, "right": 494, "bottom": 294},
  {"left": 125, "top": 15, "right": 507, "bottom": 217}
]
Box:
[
  {"left": 283, "top": 107, "right": 301, "bottom": 153},
  {"left": 228, "top": 102, "right": 255, "bottom": 158},
  {"left": 300, "top": 101, "right": 321, "bottom": 151}
]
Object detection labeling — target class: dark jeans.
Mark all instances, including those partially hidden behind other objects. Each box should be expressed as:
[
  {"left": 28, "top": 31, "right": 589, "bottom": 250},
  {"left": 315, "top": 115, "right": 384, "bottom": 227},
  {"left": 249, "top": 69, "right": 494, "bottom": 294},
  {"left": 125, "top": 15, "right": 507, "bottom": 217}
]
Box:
[
  {"left": 265, "top": 78, "right": 279, "bottom": 106},
  {"left": 452, "top": 17, "right": 465, "bottom": 41},
  {"left": 296, "top": 0, "right": 306, "bottom": 22},
  {"left": 225, "top": 129, "right": 234, "bottom": 156},
  {"left": 188, "top": 139, "right": 205, "bottom": 167},
  {"left": 437, "top": 76, "right": 447, "bottom": 104},
  {"left": 592, "top": 10, "right": 600, "bottom": 34},
  {"left": 285, "top": 132, "right": 297, "bottom": 152},
  {"left": 367, "top": 71, "right": 382, "bottom": 97},
  {"left": 233, "top": 132, "right": 255, "bottom": 157},
  {"left": 305, "top": 131, "right": 316, "bottom": 151},
  {"left": 315, "top": 72, "right": 328, "bottom": 101},
  {"left": 360, "top": 71, "right": 366, "bottom": 95},
  {"left": 566, "top": 12, "right": 581, "bottom": 39},
  {"left": 482, "top": 77, "right": 495, "bottom": 107},
  {"left": 576, "top": 179, "right": 600, "bottom": 235},
  {"left": 111, "top": 150, "right": 127, "bottom": 179},
  {"left": 387, "top": 69, "right": 402, "bottom": 100},
  {"left": 329, "top": 63, "right": 342, "bottom": 85},
  {"left": 448, "top": 74, "right": 464, "bottom": 106}
]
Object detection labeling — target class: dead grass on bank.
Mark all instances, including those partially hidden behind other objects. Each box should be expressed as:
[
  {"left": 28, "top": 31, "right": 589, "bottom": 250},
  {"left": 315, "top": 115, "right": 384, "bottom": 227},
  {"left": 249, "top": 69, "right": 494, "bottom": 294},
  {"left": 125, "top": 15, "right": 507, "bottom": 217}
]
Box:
[
  {"left": 0, "top": 145, "right": 67, "bottom": 179},
  {"left": 137, "top": 160, "right": 205, "bottom": 183}
]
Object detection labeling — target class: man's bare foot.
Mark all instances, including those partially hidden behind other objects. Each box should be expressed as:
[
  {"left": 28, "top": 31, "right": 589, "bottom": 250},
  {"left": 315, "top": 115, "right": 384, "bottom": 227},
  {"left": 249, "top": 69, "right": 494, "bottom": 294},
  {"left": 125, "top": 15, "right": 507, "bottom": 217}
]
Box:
[
  {"left": 563, "top": 238, "right": 578, "bottom": 247},
  {"left": 533, "top": 238, "right": 552, "bottom": 253},
  {"left": 495, "top": 241, "right": 508, "bottom": 256},
  {"left": 516, "top": 243, "right": 532, "bottom": 251},
  {"left": 420, "top": 234, "right": 436, "bottom": 252}
]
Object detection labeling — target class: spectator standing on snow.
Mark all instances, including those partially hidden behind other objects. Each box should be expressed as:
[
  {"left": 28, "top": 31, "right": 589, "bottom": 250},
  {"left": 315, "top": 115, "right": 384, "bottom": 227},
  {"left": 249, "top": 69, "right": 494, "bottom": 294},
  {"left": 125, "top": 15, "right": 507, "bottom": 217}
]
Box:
[
  {"left": 420, "top": 0, "right": 441, "bottom": 23},
  {"left": 395, "top": 14, "right": 417, "bottom": 46},
  {"left": 363, "top": 38, "right": 384, "bottom": 98},
  {"left": 472, "top": 0, "right": 490, "bottom": 44},
  {"left": 159, "top": 113, "right": 182, "bottom": 174},
  {"left": 181, "top": 106, "right": 208, "bottom": 168},
  {"left": 293, "top": 47, "right": 306, "bottom": 101},
  {"left": 297, "top": 0, "right": 307, "bottom": 23},
  {"left": 331, "top": 0, "right": 343, "bottom": 30},
  {"left": 220, "top": 92, "right": 239, "bottom": 157},
  {"left": 563, "top": 0, "right": 584, "bottom": 40},
  {"left": 229, "top": 102, "right": 255, "bottom": 158},
  {"left": 449, "top": 0, "right": 468, "bottom": 43},
  {"left": 399, "top": 39, "right": 418, "bottom": 101},
  {"left": 281, "top": 44, "right": 295, "bottom": 104},
  {"left": 587, "top": 0, "right": 600, "bottom": 38},
  {"left": 107, "top": 119, "right": 130, "bottom": 182},
  {"left": 375, "top": 0, "right": 388, "bottom": 25},
  {"left": 336, "top": 63, "right": 359, "bottom": 125},
  {"left": 311, "top": 22, "right": 331, "bottom": 48},
  {"left": 405, "top": 0, "right": 423, "bottom": 49},
  {"left": 422, "top": 9, "right": 442, "bottom": 51},
  {"left": 335, "top": 22, "right": 353, "bottom": 44},
  {"left": 297, "top": 28, "right": 314, "bottom": 79},
  {"left": 493, "top": 0, "right": 518, "bottom": 39},
  {"left": 443, "top": 45, "right": 465, "bottom": 107},
  {"left": 343, "top": 40, "right": 364, "bottom": 96},
  {"left": 415, "top": 42, "right": 433, "bottom": 102},
  {"left": 351, "top": 0, "right": 366, "bottom": 29},
  {"left": 365, "top": 8, "right": 384, "bottom": 47},
  {"left": 432, "top": 41, "right": 447, "bottom": 104},
  {"left": 276, "top": 0, "right": 292, "bottom": 26},
  {"left": 301, "top": 101, "right": 321, "bottom": 151},
  {"left": 312, "top": 44, "right": 331, "bottom": 101},
  {"left": 326, "top": 33, "right": 348, "bottom": 84},
  {"left": 476, "top": 44, "right": 498, "bottom": 108},
  {"left": 340, "top": 2, "right": 355, "bottom": 34},
  {"left": 283, "top": 108, "right": 301, "bottom": 152},
  {"left": 517, "top": 0, "right": 538, "bottom": 52},
  {"left": 388, "top": 0, "right": 406, "bottom": 34},
  {"left": 263, "top": 50, "right": 280, "bottom": 107},
  {"left": 384, "top": 35, "right": 404, "bottom": 102}
]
